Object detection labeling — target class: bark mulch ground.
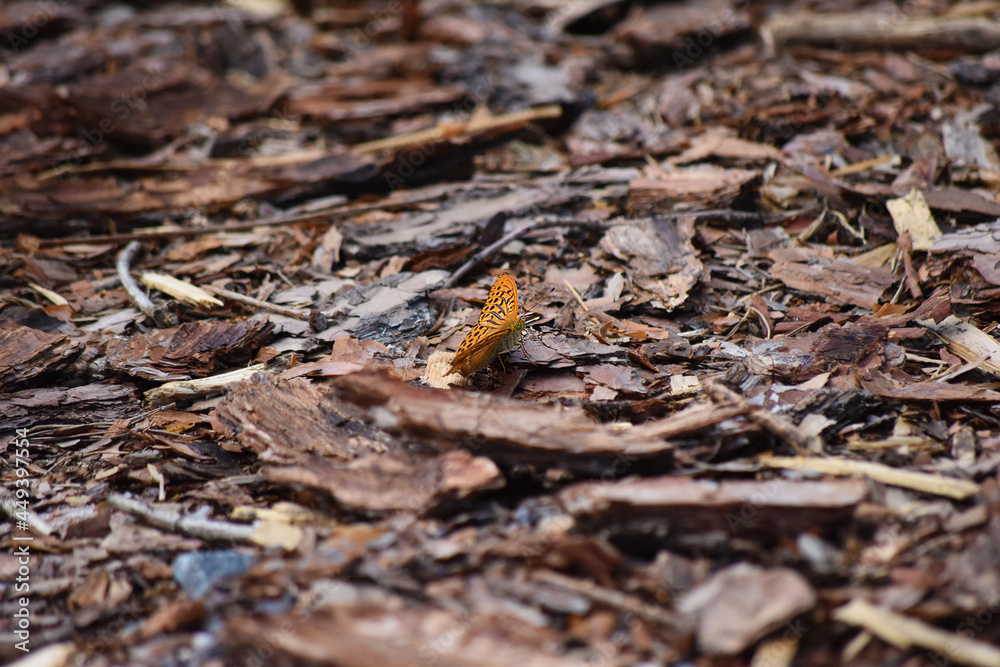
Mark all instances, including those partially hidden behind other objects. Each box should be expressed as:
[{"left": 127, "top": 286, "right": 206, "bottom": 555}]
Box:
[{"left": 3, "top": 1, "right": 1000, "bottom": 665}]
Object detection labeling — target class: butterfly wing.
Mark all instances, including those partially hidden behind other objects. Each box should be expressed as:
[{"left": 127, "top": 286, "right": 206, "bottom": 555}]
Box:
[
  {"left": 449, "top": 274, "right": 522, "bottom": 376},
  {"left": 449, "top": 324, "right": 512, "bottom": 376},
  {"left": 477, "top": 274, "right": 519, "bottom": 328}
]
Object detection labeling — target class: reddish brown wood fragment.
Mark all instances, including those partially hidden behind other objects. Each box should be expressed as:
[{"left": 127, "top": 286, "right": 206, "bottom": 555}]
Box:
[
  {"left": 860, "top": 376, "right": 1000, "bottom": 402},
  {"left": 106, "top": 319, "right": 275, "bottom": 381},
  {"left": 140, "top": 599, "right": 206, "bottom": 640},
  {"left": 215, "top": 375, "right": 357, "bottom": 464},
  {"left": 332, "top": 371, "right": 673, "bottom": 468},
  {"left": 628, "top": 167, "right": 759, "bottom": 214},
  {"left": 769, "top": 254, "right": 896, "bottom": 308},
  {"left": 559, "top": 476, "right": 867, "bottom": 536},
  {"left": 0, "top": 318, "right": 84, "bottom": 391},
  {"left": 266, "top": 449, "right": 503, "bottom": 513}
]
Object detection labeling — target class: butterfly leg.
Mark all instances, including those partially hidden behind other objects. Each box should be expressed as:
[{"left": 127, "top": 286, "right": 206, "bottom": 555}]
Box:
[{"left": 517, "top": 330, "right": 538, "bottom": 367}]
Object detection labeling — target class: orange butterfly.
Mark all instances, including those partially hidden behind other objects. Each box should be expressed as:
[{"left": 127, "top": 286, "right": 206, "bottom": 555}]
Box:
[{"left": 449, "top": 274, "right": 530, "bottom": 376}]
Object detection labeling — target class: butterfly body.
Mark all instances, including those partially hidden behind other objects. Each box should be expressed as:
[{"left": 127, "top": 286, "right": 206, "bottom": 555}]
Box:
[{"left": 449, "top": 274, "right": 527, "bottom": 376}]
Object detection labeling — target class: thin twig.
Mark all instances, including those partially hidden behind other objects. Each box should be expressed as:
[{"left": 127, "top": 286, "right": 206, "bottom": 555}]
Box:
[
  {"left": 203, "top": 285, "right": 327, "bottom": 331},
  {"left": 443, "top": 209, "right": 810, "bottom": 290},
  {"left": 896, "top": 230, "right": 924, "bottom": 299},
  {"left": 116, "top": 241, "right": 177, "bottom": 327},
  {"left": 108, "top": 493, "right": 256, "bottom": 542},
  {"left": 530, "top": 570, "right": 688, "bottom": 634},
  {"left": 677, "top": 208, "right": 814, "bottom": 227},
  {"left": 39, "top": 181, "right": 494, "bottom": 247},
  {"left": 563, "top": 279, "right": 589, "bottom": 312},
  {"left": 722, "top": 308, "right": 753, "bottom": 342},
  {"left": 43, "top": 211, "right": 332, "bottom": 247},
  {"left": 422, "top": 298, "right": 454, "bottom": 337},
  {"left": 442, "top": 217, "right": 605, "bottom": 289},
  {"left": 703, "top": 379, "right": 823, "bottom": 455},
  {"left": 442, "top": 219, "right": 546, "bottom": 289}
]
